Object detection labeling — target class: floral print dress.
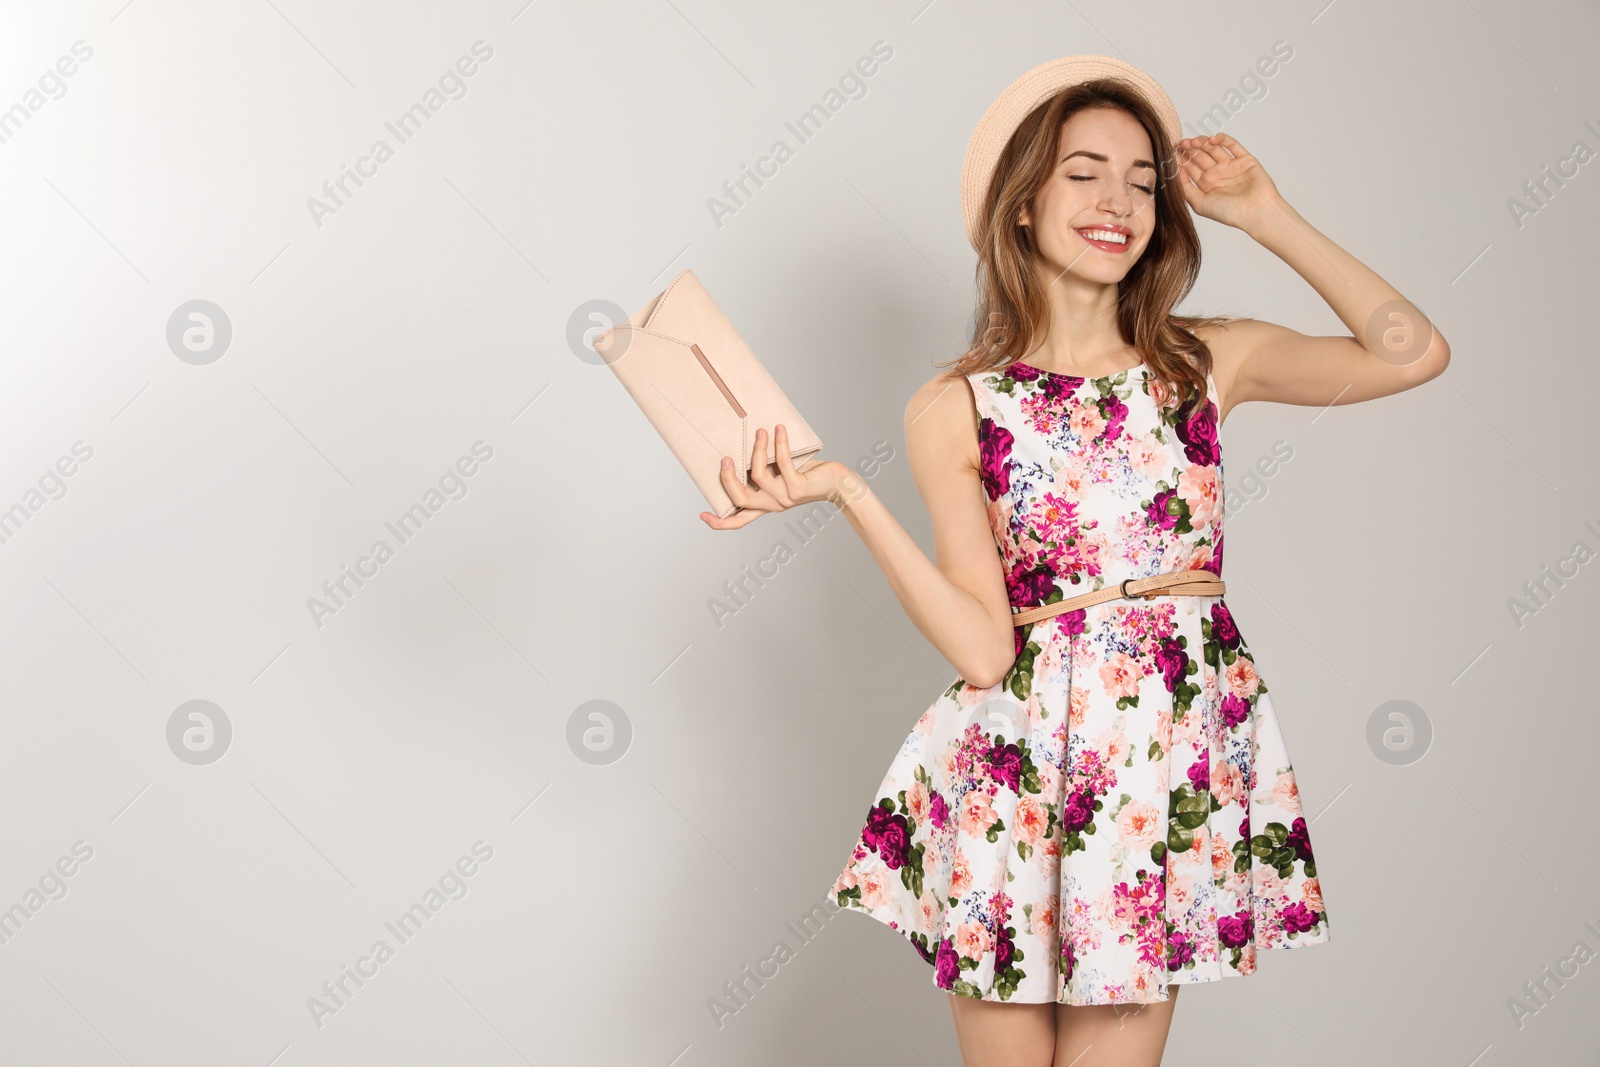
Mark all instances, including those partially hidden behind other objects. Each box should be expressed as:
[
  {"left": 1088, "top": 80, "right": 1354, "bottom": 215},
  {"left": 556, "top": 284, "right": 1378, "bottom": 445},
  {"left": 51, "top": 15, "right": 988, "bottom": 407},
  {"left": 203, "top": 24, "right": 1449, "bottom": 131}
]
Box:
[{"left": 828, "top": 358, "right": 1329, "bottom": 1006}]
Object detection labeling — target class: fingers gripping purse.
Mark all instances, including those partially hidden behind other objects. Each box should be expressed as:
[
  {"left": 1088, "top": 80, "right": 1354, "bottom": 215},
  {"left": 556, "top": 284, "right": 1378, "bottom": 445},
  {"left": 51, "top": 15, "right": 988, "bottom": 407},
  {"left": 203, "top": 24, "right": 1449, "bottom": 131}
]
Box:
[{"left": 592, "top": 270, "right": 825, "bottom": 519}]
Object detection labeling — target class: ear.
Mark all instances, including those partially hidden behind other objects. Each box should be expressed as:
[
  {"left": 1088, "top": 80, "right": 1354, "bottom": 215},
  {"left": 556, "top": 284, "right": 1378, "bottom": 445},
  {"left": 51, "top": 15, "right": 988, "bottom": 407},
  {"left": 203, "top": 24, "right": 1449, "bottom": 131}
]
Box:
[{"left": 1017, "top": 203, "right": 1031, "bottom": 228}]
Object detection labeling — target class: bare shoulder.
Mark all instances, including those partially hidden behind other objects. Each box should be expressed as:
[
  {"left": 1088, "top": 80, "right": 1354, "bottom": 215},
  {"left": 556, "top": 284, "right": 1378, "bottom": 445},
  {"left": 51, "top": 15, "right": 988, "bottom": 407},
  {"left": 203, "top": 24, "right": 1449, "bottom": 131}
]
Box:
[
  {"left": 1185, "top": 316, "right": 1266, "bottom": 420},
  {"left": 903, "top": 370, "right": 981, "bottom": 470}
]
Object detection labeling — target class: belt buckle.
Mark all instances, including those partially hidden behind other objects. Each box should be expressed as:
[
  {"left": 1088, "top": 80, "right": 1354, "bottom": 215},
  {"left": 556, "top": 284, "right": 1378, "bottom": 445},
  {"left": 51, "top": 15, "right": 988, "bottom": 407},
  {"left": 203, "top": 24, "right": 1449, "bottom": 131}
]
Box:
[{"left": 1121, "top": 577, "right": 1163, "bottom": 601}]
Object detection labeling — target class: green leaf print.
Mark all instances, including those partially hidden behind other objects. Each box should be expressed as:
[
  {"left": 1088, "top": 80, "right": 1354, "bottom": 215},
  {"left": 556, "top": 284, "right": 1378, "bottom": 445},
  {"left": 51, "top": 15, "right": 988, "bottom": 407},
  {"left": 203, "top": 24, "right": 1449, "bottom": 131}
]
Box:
[
  {"left": 1176, "top": 796, "right": 1208, "bottom": 829},
  {"left": 1251, "top": 822, "right": 1297, "bottom": 878},
  {"left": 1148, "top": 737, "right": 1164, "bottom": 761},
  {"left": 1006, "top": 633, "right": 1039, "bottom": 702},
  {"left": 901, "top": 844, "right": 926, "bottom": 898},
  {"left": 1166, "top": 785, "right": 1207, "bottom": 853},
  {"left": 1166, "top": 492, "right": 1194, "bottom": 535}
]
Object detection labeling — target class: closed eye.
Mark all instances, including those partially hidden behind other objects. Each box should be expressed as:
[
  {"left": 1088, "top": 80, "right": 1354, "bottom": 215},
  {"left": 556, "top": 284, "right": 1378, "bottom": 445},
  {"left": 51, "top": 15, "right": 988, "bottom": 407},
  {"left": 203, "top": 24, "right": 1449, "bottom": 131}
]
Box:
[{"left": 1069, "top": 175, "right": 1155, "bottom": 195}]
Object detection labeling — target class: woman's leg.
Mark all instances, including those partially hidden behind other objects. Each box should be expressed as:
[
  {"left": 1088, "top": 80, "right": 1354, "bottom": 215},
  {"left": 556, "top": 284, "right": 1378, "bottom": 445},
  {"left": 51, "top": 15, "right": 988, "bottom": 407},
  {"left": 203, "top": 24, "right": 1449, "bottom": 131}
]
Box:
[
  {"left": 1051, "top": 984, "right": 1179, "bottom": 1067},
  {"left": 947, "top": 994, "right": 1057, "bottom": 1067}
]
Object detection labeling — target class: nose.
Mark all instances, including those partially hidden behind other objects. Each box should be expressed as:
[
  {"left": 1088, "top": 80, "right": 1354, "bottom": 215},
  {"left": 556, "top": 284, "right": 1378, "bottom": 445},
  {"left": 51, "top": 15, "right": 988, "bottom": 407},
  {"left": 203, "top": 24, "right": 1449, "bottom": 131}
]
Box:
[{"left": 1099, "top": 184, "right": 1134, "bottom": 217}]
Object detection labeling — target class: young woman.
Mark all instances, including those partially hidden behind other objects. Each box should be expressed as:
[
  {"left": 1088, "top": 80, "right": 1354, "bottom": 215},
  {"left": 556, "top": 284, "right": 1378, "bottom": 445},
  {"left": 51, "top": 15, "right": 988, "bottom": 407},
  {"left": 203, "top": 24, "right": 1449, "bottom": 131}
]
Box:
[{"left": 700, "top": 55, "right": 1447, "bottom": 1067}]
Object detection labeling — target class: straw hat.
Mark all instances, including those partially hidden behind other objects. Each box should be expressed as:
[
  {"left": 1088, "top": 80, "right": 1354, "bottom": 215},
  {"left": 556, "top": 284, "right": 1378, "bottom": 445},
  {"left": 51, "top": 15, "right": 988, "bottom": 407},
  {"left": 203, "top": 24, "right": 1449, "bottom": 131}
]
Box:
[{"left": 960, "top": 54, "right": 1183, "bottom": 249}]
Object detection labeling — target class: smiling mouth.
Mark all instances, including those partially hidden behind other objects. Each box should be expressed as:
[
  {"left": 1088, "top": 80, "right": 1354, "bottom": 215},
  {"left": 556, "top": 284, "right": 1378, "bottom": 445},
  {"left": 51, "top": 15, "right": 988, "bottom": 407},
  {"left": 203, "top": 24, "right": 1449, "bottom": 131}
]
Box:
[{"left": 1076, "top": 227, "right": 1131, "bottom": 249}]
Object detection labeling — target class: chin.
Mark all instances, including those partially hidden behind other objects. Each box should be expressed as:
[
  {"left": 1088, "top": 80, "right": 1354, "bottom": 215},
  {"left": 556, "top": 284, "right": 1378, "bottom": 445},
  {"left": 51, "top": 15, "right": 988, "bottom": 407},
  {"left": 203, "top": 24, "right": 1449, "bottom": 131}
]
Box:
[{"left": 1056, "top": 263, "right": 1135, "bottom": 286}]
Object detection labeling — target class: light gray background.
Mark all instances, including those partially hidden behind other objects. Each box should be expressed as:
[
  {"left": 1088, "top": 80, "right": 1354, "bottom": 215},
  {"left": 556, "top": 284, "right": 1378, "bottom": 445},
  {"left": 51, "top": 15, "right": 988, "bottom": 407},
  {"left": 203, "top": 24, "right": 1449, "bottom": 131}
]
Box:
[{"left": 2, "top": 0, "right": 1597, "bottom": 1064}]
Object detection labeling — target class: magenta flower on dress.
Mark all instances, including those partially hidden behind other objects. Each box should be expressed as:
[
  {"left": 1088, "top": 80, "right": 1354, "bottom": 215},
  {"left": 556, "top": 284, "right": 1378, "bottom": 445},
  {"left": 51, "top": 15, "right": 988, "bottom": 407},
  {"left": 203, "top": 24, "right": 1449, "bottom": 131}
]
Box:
[
  {"left": 1176, "top": 400, "right": 1220, "bottom": 466},
  {"left": 978, "top": 418, "right": 1014, "bottom": 499},
  {"left": 862, "top": 801, "right": 911, "bottom": 869}
]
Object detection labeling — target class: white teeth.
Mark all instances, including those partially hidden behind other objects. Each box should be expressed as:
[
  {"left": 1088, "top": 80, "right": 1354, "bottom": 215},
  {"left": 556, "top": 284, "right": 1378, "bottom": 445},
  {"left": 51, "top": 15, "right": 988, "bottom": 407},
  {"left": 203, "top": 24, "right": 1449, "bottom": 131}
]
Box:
[{"left": 1079, "top": 229, "right": 1128, "bottom": 244}]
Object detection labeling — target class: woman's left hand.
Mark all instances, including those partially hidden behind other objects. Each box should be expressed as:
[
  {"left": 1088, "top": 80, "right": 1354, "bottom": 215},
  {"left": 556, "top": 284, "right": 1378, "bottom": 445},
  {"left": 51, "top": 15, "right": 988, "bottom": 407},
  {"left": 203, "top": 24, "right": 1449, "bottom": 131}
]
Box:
[{"left": 1174, "top": 133, "right": 1286, "bottom": 233}]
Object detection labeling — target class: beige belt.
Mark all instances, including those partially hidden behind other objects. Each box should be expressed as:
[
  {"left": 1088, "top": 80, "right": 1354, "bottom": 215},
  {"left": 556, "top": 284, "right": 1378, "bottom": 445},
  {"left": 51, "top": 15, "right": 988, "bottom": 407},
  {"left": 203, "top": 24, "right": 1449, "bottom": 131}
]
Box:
[{"left": 1010, "top": 569, "right": 1226, "bottom": 627}]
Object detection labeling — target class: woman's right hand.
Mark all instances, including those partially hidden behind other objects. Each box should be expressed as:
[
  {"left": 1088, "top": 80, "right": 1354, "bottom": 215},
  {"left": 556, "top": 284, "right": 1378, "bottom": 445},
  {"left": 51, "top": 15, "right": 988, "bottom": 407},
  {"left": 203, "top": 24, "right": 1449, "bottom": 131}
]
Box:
[{"left": 699, "top": 423, "right": 865, "bottom": 530}]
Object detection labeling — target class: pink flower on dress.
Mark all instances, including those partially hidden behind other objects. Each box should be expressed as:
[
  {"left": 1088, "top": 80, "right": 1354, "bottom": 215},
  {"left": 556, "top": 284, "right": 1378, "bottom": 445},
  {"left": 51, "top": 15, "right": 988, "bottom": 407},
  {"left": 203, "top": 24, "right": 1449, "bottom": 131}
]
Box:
[
  {"left": 1211, "top": 826, "right": 1234, "bottom": 879},
  {"left": 1153, "top": 708, "right": 1173, "bottom": 754},
  {"left": 954, "top": 920, "right": 993, "bottom": 961},
  {"left": 951, "top": 852, "right": 972, "bottom": 898},
  {"left": 1213, "top": 758, "right": 1244, "bottom": 808},
  {"left": 1120, "top": 799, "right": 1158, "bottom": 851},
  {"left": 1168, "top": 873, "right": 1194, "bottom": 917},
  {"left": 1069, "top": 684, "right": 1090, "bottom": 727},
  {"left": 1036, "top": 758, "right": 1063, "bottom": 799},
  {"left": 986, "top": 496, "right": 1011, "bottom": 543},
  {"left": 959, "top": 789, "right": 998, "bottom": 837},
  {"left": 1014, "top": 794, "right": 1048, "bottom": 845},
  {"left": 1227, "top": 656, "right": 1260, "bottom": 698},
  {"left": 1032, "top": 894, "right": 1059, "bottom": 938},
  {"left": 956, "top": 683, "right": 989, "bottom": 709},
  {"left": 938, "top": 746, "right": 961, "bottom": 785},
  {"left": 1178, "top": 464, "right": 1219, "bottom": 530},
  {"left": 1271, "top": 772, "right": 1302, "bottom": 816},
  {"left": 1099, "top": 651, "right": 1143, "bottom": 699},
  {"left": 1036, "top": 641, "right": 1063, "bottom": 685},
  {"left": 1096, "top": 884, "right": 1138, "bottom": 933},
  {"left": 1129, "top": 432, "right": 1168, "bottom": 479},
  {"left": 1036, "top": 835, "right": 1062, "bottom": 881},
  {"left": 917, "top": 890, "right": 941, "bottom": 933},
  {"left": 1149, "top": 376, "right": 1173, "bottom": 408},
  {"left": 987, "top": 889, "right": 1014, "bottom": 926},
  {"left": 1172, "top": 706, "right": 1202, "bottom": 745},
  {"left": 1070, "top": 403, "right": 1107, "bottom": 441},
  {"left": 1053, "top": 453, "right": 1091, "bottom": 500},
  {"left": 860, "top": 867, "right": 894, "bottom": 909},
  {"left": 1254, "top": 868, "right": 1285, "bottom": 899},
  {"left": 1094, "top": 728, "right": 1129, "bottom": 766},
  {"left": 906, "top": 779, "right": 931, "bottom": 825},
  {"left": 1302, "top": 877, "right": 1324, "bottom": 914}
]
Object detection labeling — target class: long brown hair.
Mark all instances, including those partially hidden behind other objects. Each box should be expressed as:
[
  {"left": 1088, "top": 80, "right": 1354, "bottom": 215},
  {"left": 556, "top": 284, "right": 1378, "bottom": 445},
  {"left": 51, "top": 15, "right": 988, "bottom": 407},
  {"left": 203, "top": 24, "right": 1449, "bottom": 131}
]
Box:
[{"left": 938, "top": 78, "right": 1235, "bottom": 414}]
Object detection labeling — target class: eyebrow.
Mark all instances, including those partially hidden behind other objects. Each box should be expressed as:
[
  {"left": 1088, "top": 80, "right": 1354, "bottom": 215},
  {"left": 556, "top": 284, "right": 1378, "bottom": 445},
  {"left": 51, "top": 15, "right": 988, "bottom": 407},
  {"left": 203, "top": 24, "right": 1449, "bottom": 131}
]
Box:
[{"left": 1060, "top": 149, "right": 1155, "bottom": 171}]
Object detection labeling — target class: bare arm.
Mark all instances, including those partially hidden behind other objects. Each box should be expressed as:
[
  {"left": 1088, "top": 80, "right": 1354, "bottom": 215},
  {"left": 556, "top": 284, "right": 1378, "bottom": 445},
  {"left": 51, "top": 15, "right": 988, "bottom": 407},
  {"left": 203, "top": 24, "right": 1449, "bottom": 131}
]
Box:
[
  {"left": 829, "top": 374, "right": 1017, "bottom": 688},
  {"left": 1175, "top": 133, "right": 1451, "bottom": 423}
]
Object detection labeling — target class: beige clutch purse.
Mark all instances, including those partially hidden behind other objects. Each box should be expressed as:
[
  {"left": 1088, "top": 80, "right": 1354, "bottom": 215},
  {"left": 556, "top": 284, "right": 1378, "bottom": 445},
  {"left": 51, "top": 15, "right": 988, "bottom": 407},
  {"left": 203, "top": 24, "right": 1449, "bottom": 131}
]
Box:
[{"left": 592, "top": 270, "right": 824, "bottom": 518}]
